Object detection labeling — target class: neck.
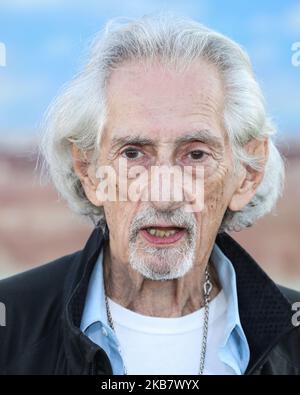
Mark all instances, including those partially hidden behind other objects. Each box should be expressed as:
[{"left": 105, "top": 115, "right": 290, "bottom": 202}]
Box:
[{"left": 103, "top": 244, "right": 220, "bottom": 318}]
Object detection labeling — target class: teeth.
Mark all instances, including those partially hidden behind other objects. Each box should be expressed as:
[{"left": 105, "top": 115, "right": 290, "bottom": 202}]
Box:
[{"left": 146, "top": 228, "right": 178, "bottom": 237}]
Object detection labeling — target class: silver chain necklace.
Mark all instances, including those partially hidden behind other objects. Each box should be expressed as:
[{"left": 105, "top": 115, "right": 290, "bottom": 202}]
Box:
[{"left": 104, "top": 267, "right": 212, "bottom": 375}]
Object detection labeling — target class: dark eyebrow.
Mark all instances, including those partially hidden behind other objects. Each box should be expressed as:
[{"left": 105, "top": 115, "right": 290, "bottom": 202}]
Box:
[{"left": 174, "top": 130, "right": 223, "bottom": 151}]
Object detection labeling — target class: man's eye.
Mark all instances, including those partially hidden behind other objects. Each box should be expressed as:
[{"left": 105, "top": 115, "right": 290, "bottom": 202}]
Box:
[
  {"left": 188, "top": 150, "right": 207, "bottom": 160},
  {"left": 122, "top": 148, "right": 143, "bottom": 160}
]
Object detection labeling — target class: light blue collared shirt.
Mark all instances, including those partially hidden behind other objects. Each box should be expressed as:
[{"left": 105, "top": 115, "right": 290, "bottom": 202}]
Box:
[{"left": 80, "top": 244, "right": 250, "bottom": 375}]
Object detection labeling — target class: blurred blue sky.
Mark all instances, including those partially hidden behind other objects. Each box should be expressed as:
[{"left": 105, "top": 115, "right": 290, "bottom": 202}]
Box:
[{"left": 0, "top": 0, "right": 299, "bottom": 141}]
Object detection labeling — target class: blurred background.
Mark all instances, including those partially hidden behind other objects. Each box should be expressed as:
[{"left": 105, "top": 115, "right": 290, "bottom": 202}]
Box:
[{"left": 0, "top": 0, "right": 299, "bottom": 289}]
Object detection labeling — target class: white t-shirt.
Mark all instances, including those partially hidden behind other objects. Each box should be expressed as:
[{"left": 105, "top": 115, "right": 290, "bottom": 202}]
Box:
[{"left": 107, "top": 290, "right": 234, "bottom": 375}]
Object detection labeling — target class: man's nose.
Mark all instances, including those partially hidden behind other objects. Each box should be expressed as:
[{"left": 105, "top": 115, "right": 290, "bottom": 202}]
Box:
[{"left": 148, "top": 163, "right": 186, "bottom": 211}]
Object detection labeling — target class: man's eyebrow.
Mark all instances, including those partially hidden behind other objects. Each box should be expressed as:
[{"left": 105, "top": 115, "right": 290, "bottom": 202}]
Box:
[
  {"left": 174, "top": 130, "right": 223, "bottom": 150},
  {"left": 109, "top": 130, "right": 223, "bottom": 152},
  {"left": 110, "top": 135, "right": 155, "bottom": 151}
]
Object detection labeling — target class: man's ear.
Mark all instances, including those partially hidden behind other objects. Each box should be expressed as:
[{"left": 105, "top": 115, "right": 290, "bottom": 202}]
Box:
[
  {"left": 229, "top": 138, "right": 268, "bottom": 212},
  {"left": 71, "top": 144, "right": 101, "bottom": 207}
]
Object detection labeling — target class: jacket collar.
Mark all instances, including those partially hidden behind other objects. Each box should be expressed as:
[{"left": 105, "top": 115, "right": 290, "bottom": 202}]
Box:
[
  {"left": 62, "top": 224, "right": 112, "bottom": 374},
  {"left": 62, "top": 226, "right": 294, "bottom": 374},
  {"left": 216, "top": 233, "right": 293, "bottom": 373}
]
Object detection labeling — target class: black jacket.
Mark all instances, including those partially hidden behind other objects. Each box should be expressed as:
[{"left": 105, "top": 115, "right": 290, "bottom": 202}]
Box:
[{"left": 0, "top": 226, "right": 299, "bottom": 375}]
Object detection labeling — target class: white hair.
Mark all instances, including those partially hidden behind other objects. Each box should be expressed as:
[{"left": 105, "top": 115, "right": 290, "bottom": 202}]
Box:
[{"left": 40, "top": 13, "right": 285, "bottom": 232}]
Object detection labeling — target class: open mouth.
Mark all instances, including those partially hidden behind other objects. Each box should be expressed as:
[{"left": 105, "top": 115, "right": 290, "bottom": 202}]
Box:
[{"left": 140, "top": 226, "right": 186, "bottom": 245}]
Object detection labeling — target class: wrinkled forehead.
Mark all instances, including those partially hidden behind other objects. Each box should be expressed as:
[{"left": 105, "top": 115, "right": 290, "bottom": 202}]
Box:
[{"left": 103, "top": 59, "right": 226, "bottom": 145}]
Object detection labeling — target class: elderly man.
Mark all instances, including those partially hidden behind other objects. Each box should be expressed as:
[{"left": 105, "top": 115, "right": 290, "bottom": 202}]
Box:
[{"left": 0, "top": 14, "right": 299, "bottom": 375}]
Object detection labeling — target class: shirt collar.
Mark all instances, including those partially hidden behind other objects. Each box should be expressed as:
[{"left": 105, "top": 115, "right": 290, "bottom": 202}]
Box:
[
  {"left": 80, "top": 243, "right": 250, "bottom": 374},
  {"left": 80, "top": 248, "right": 108, "bottom": 332},
  {"left": 210, "top": 244, "right": 250, "bottom": 374}
]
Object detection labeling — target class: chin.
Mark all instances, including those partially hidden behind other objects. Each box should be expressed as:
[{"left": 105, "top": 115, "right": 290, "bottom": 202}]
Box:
[{"left": 129, "top": 250, "right": 195, "bottom": 281}]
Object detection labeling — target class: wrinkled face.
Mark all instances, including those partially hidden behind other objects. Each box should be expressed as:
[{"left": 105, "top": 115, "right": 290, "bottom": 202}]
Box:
[{"left": 90, "top": 60, "right": 245, "bottom": 280}]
